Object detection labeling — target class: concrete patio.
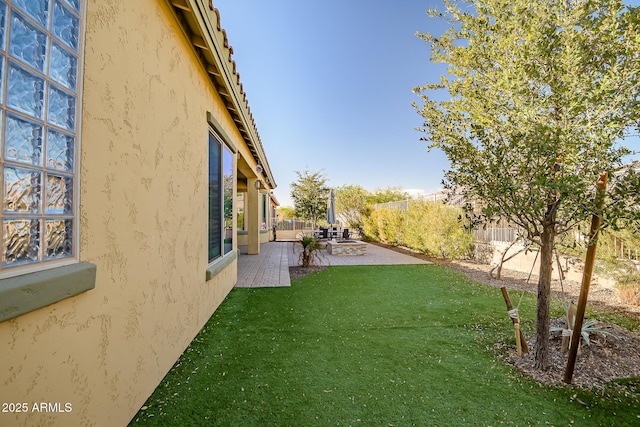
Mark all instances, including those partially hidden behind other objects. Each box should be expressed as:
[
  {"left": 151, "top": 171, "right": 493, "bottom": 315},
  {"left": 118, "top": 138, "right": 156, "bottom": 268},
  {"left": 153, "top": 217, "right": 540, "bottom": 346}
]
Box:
[{"left": 236, "top": 241, "right": 431, "bottom": 288}]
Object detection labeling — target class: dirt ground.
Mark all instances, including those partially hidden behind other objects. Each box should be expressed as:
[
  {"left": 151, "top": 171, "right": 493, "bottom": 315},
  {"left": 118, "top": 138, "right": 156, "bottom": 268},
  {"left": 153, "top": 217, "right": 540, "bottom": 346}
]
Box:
[
  {"left": 442, "top": 257, "right": 640, "bottom": 388},
  {"left": 290, "top": 242, "right": 640, "bottom": 388}
]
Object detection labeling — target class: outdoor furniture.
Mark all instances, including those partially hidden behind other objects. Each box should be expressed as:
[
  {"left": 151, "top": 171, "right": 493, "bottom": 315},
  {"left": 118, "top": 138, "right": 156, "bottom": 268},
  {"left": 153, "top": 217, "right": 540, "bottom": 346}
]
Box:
[
  {"left": 342, "top": 229, "right": 349, "bottom": 239},
  {"left": 312, "top": 227, "right": 341, "bottom": 239},
  {"left": 314, "top": 228, "right": 328, "bottom": 239},
  {"left": 312, "top": 229, "right": 327, "bottom": 239}
]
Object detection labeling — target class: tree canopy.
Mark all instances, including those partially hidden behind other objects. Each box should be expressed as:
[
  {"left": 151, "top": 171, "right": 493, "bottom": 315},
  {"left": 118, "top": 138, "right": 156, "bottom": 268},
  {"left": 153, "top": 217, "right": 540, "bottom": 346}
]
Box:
[
  {"left": 334, "top": 184, "right": 369, "bottom": 228},
  {"left": 276, "top": 206, "right": 296, "bottom": 221},
  {"left": 414, "top": 0, "right": 640, "bottom": 370},
  {"left": 334, "top": 185, "right": 410, "bottom": 228},
  {"left": 366, "top": 187, "right": 410, "bottom": 205},
  {"left": 290, "top": 169, "right": 329, "bottom": 228}
]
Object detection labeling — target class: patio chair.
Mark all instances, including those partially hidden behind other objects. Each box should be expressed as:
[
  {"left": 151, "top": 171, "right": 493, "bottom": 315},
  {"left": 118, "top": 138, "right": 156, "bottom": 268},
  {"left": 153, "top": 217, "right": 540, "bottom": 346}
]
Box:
[{"left": 321, "top": 228, "right": 328, "bottom": 239}]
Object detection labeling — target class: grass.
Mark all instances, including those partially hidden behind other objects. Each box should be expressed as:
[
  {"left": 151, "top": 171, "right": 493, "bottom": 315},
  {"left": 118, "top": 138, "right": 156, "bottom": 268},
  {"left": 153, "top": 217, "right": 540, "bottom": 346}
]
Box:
[{"left": 129, "top": 265, "right": 640, "bottom": 426}]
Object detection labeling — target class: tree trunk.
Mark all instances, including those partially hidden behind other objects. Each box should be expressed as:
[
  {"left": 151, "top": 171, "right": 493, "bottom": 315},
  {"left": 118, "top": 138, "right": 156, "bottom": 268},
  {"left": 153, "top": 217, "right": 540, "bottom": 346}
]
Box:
[{"left": 534, "top": 223, "right": 556, "bottom": 371}]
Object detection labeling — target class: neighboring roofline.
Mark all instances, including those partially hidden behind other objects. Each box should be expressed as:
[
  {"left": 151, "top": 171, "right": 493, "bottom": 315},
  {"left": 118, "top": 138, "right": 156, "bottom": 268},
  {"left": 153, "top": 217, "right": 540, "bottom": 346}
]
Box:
[{"left": 166, "top": 0, "right": 276, "bottom": 189}]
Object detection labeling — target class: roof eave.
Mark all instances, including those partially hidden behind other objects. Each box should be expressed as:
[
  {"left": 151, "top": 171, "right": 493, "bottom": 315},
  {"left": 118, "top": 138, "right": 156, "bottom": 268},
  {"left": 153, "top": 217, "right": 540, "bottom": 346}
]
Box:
[{"left": 166, "top": 0, "right": 277, "bottom": 189}]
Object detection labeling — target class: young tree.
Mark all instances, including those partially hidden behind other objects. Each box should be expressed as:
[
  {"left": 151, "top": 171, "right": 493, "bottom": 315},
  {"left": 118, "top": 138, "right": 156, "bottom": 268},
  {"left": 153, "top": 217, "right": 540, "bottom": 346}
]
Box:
[
  {"left": 277, "top": 206, "right": 296, "bottom": 221},
  {"left": 335, "top": 184, "right": 370, "bottom": 228},
  {"left": 414, "top": 0, "right": 640, "bottom": 370},
  {"left": 366, "top": 186, "right": 409, "bottom": 205},
  {"left": 290, "top": 169, "right": 329, "bottom": 228}
]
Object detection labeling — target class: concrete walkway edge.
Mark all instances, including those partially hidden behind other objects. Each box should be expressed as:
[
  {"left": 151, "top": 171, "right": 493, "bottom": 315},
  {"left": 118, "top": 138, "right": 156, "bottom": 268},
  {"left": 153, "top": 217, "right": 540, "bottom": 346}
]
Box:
[{"left": 236, "top": 242, "right": 430, "bottom": 288}]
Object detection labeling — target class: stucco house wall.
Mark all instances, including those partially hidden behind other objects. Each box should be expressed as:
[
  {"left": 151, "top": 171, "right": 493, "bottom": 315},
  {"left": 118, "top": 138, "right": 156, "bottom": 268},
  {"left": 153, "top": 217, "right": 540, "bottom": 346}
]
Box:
[{"left": 0, "top": 1, "right": 273, "bottom": 426}]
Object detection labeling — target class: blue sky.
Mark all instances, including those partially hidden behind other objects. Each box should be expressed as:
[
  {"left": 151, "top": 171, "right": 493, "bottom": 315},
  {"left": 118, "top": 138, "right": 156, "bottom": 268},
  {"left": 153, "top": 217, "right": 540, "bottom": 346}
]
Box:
[
  {"left": 214, "top": 0, "right": 450, "bottom": 206},
  {"left": 214, "top": 0, "right": 640, "bottom": 207}
]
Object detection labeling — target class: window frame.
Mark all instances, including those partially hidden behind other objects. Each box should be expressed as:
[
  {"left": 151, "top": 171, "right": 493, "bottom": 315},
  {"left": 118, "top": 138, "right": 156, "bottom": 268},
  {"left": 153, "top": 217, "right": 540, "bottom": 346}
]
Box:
[
  {"left": 208, "top": 131, "right": 223, "bottom": 261},
  {"left": 206, "top": 112, "right": 237, "bottom": 281},
  {"left": 261, "top": 192, "right": 267, "bottom": 229},
  {"left": 0, "top": 0, "right": 94, "bottom": 323},
  {"left": 0, "top": 0, "right": 84, "bottom": 279}
]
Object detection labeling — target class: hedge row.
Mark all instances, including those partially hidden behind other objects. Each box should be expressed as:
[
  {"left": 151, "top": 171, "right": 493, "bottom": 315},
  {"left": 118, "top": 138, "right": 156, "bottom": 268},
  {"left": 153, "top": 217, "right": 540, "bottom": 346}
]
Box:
[{"left": 362, "top": 200, "right": 473, "bottom": 260}]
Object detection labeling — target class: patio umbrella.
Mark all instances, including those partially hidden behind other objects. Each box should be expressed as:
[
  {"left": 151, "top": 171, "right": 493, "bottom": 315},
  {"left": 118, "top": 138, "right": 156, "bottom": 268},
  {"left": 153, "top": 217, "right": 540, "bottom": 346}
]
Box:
[{"left": 326, "top": 188, "right": 336, "bottom": 238}]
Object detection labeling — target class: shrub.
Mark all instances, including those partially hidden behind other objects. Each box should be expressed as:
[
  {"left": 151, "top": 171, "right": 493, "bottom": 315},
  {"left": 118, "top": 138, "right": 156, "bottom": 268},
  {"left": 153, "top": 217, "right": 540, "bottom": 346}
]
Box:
[
  {"left": 361, "top": 208, "right": 379, "bottom": 241},
  {"left": 617, "top": 273, "right": 640, "bottom": 306},
  {"left": 362, "top": 200, "right": 473, "bottom": 260},
  {"left": 362, "top": 207, "right": 405, "bottom": 245},
  {"left": 297, "top": 235, "right": 323, "bottom": 268},
  {"left": 619, "top": 285, "right": 640, "bottom": 306}
]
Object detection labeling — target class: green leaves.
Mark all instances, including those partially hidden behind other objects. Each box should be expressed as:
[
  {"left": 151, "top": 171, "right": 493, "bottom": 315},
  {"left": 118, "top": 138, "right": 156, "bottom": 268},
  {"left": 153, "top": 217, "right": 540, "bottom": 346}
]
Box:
[
  {"left": 362, "top": 201, "right": 474, "bottom": 260},
  {"left": 290, "top": 169, "right": 329, "bottom": 227},
  {"left": 415, "top": 0, "right": 640, "bottom": 243},
  {"left": 298, "top": 235, "right": 323, "bottom": 268},
  {"left": 415, "top": 0, "right": 640, "bottom": 370},
  {"left": 334, "top": 184, "right": 369, "bottom": 228}
]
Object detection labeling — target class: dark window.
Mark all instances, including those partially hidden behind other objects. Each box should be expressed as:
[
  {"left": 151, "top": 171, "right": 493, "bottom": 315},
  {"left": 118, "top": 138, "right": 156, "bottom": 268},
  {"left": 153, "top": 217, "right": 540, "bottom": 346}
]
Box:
[
  {"left": 208, "top": 133, "right": 221, "bottom": 261},
  {"left": 223, "top": 145, "right": 233, "bottom": 254},
  {"left": 209, "top": 132, "right": 234, "bottom": 262}
]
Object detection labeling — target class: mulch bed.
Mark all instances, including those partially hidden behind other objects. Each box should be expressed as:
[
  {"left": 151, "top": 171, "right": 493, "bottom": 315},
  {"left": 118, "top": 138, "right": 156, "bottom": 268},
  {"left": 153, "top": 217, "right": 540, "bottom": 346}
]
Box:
[{"left": 288, "top": 265, "right": 327, "bottom": 280}]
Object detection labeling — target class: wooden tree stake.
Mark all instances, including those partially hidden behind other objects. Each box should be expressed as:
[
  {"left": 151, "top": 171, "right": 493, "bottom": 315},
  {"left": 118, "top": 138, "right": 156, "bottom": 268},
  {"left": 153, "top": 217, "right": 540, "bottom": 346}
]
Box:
[
  {"left": 561, "top": 302, "right": 576, "bottom": 353},
  {"left": 501, "top": 286, "right": 529, "bottom": 354},
  {"left": 564, "top": 172, "right": 607, "bottom": 384}
]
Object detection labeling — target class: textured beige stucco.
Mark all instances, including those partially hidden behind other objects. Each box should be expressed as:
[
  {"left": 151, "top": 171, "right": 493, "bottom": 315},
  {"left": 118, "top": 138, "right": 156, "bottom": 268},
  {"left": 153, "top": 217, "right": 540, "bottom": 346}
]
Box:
[{"left": 0, "top": 1, "right": 247, "bottom": 425}]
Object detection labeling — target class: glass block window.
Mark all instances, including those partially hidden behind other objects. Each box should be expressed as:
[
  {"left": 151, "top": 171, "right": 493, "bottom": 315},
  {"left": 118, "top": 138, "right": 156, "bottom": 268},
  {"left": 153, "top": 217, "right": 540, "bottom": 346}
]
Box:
[
  {"left": 0, "top": 0, "right": 83, "bottom": 274},
  {"left": 208, "top": 130, "right": 234, "bottom": 262}
]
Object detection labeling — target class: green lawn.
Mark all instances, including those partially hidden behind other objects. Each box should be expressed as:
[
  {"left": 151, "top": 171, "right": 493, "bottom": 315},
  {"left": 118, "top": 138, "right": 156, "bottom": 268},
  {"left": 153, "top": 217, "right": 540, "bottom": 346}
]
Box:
[{"left": 129, "top": 265, "right": 640, "bottom": 426}]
